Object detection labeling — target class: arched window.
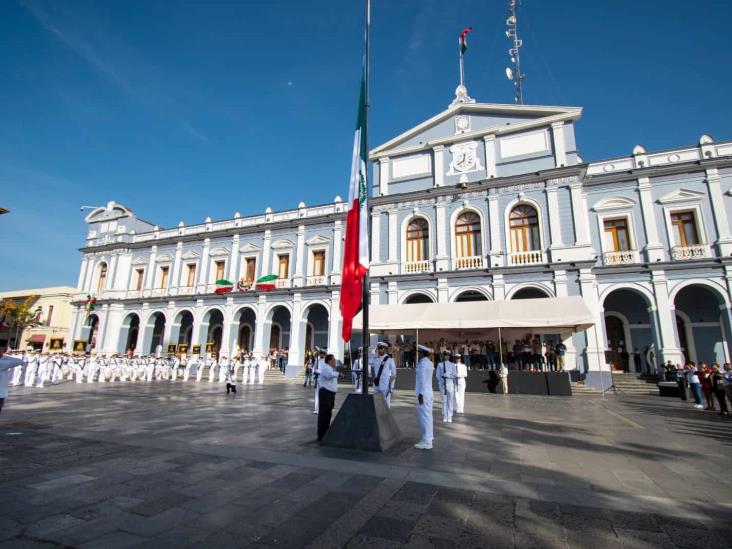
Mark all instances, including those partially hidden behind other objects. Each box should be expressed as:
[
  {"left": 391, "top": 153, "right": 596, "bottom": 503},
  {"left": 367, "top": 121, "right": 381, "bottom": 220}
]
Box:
[
  {"left": 406, "top": 218, "right": 429, "bottom": 262},
  {"left": 509, "top": 205, "right": 540, "bottom": 252},
  {"left": 97, "top": 263, "right": 108, "bottom": 292},
  {"left": 455, "top": 211, "right": 482, "bottom": 258}
]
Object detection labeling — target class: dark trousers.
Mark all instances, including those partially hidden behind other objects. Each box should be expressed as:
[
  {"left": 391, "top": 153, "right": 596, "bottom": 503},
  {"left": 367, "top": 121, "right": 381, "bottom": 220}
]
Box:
[
  {"left": 0, "top": 398, "right": 4, "bottom": 415},
  {"left": 317, "top": 388, "right": 336, "bottom": 441},
  {"left": 714, "top": 389, "right": 729, "bottom": 414},
  {"left": 226, "top": 383, "right": 237, "bottom": 394}
]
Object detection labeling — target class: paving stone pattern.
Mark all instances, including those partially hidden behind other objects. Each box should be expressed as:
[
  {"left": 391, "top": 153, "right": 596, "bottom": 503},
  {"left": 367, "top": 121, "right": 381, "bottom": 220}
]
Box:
[{"left": 0, "top": 378, "right": 730, "bottom": 548}]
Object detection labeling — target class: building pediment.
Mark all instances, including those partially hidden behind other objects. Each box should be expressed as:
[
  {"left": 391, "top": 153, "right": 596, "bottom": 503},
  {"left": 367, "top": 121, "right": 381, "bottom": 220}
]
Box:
[
  {"left": 84, "top": 201, "right": 133, "bottom": 223},
  {"left": 657, "top": 188, "right": 706, "bottom": 205},
  {"left": 306, "top": 235, "right": 330, "bottom": 246},
  {"left": 181, "top": 250, "right": 199, "bottom": 260},
  {"left": 591, "top": 196, "right": 636, "bottom": 212},
  {"left": 132, "top": 257, "right": 148, "bottom": 266},
  {"left": 155, "top": 253, "right": 174, "bottom": 263},
  {"left": 271, "top": 239, "right": 295, "bottom": 250},
  {"left": 239, "top": 242, "right": 261, "bottom": 253},
  {"left": 208, "top": 247, "right": 230, "bottom": 257},
  {"left": 370, "top": 102, "right": 581, "bottom": 159}
]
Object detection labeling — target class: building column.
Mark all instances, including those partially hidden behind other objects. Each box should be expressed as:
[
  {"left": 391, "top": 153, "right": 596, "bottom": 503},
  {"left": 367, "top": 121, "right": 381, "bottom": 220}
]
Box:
[
  {"left": 171, "top": 242, "right": 183, "bottom": 288},
  {"left": 483, "top": 135, "right": 497, "bottom": 178},
  {"left": 82, "top": 257, "right": 95, "bottom": 293},
  {"left": 197, "top": 238, "right": 211, "bottom": 291},
  {"left": 379, "top": 157, "right": 390, "bottom": 196},
  {"left": 569, "top": 182, "right": 591, "bottom": 247},
  {"left": 577, "top": 269, "right": 608, "bottom": 389},
  {"left": 190, "top": 303, "right": 203, "bottom": 356},
  {"left": 261, "top": 230, "right": 272, "bottom": 281},
  {"left": 96, "top": 304, "right": 110, "bottom": 353},
  {"left": 553, "top": 269, "right": 568, "bottom": 297},
  {"left": 162, "top": 302, "right": 175, "bottom": 353},
  {"left": 106, "top": 254, "right": 119, "bottom": 291},
  {"left": 487, "top": 193, "right": 503, "bottom": 267},
  {"left": 433, "top": 146, "right": 445, "bottom": 187},
  {"left": 387, "top": 281, "right": 398, "bottom": 304},
  {"left": 551, "top": 121, "right": 567, "bottom": 167},
  {"left": 650, "top": 272, "right": 683, "bottom": 365},
  {"left": 286, "top": 295, "right": 303, "bottom": 376},
  {"left": 371, "top": 212, "right": 381, "bottom": 263},
  {"left": 252, "top": 295, "right": 269, "bottom": 358},
  {"left": 388, "top": 210, "right": 398, "bottom": 265},
  {"left": 328, "top": 290, "right": 344, "bottom": 362},
  {"left": 221, "top": 298, "right": 237, "bottom": 357},
  {"left": 705, "top": 168, "right": 732, "bottom": 256},
  {"left": 77, "top": 257, "right": 90, "bottom": 291},
  {"left": 229, "top": 235, "right": 240, "bottom": 284},
  {"left": 435, "top": 202, "right": 448, "bottom": 271},
  {"left": 437, "top": 278, "right": 449, "bottom": 303},
  {"left": 293, "top": 225, "right": 305, "bottom": 288},
  {"left": 492, "top": 273, "right": 505, "bottom": 300},
  {"left": 145, "top": 245, "right": 158, "bottom": 289},
  {"left": 637, "top": 176, "right": 665, "bottom": 262},
  {"left": 546, "top": 184, "right": 564, "bottom": 260}
]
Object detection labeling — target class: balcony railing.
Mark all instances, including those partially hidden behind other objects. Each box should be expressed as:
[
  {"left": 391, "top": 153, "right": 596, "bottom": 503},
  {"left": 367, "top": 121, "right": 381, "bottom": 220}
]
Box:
[
  {"left": 306, "top": 275, "right": 326, "bottom": 286},
  {"left": 603, "top": 250, "right": 638, "bottom": 266},
  {"left": 275, "top": 279, "right": 291, "bottom": 289},
  {"left": 671, "top": 244, "right": 709, "bottom": 261},
  {"left": 126, "top": 290, "right": 141, "bottom": 300},
  {"left": 508, "top": 250, "right": 544, "bottom": 266},
  {"left": 403, "top": 260, "right": 432, "bottom": 274},
  {"left": 453, "top": 256, "right": 484, "bottom": 270},
  {"left": 177, "top": 286, "right": 196, "bottom": 296}
]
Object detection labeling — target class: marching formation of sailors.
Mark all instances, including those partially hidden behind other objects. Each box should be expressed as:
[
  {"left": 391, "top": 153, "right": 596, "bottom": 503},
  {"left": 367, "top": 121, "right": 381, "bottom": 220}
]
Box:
[{"left": 1, "top": 350, "right": 268, "bottom": 386}]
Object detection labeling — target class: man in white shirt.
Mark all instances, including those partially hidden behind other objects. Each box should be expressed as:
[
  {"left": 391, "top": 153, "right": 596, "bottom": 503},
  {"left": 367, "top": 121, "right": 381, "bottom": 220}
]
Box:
[
  {"left": 316, "top": 353, "right": 339, "bottom": 442},
  {"left": 414, "top": 344, "right": 435, "bottom": 450},
  {"left": 10, "top": 350, "right": 27, "bottom": 386},
  {"left": 435, "top": 351, "right": 457, "bottom": 423},
  {"left": 313, "top": 348, "right": 325, "bottom": 414},
  {"left": 371, "top": 342, "right": 396, "bottom": 408},
  {"left": 0, "top": 345, "right": 24, "bottom": 415},
  {"left": 454, "top": 353, "right": 468, "bottom": 415},
  {"left": 351, "top": 350, "right": 362, "bottom": 392}
]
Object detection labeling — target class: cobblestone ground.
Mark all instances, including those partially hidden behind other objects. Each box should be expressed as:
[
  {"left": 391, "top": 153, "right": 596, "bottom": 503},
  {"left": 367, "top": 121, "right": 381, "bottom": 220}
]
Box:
[{"left": 0, "top": 377, "right": 730, "bottom": 548}]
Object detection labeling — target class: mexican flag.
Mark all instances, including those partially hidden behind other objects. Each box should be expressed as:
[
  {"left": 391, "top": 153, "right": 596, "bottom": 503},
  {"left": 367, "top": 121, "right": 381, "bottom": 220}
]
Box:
[
  {"left": 460, "top": 27, "right": 472, "bottom": 55},
  {"left": 340, "top": 75, "right": 369, "bottom": 342},
  {"left": 255, "top": 274, "right": 278, "bottom": 291},
  {"left": 215, "top": 279, "right": 234, "bottom": 294}
]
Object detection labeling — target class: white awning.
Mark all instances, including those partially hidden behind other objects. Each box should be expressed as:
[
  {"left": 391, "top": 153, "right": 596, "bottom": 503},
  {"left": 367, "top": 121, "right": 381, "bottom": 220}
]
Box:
[{"left": 352, "top": 296, "right": 594, "bottom": 333}]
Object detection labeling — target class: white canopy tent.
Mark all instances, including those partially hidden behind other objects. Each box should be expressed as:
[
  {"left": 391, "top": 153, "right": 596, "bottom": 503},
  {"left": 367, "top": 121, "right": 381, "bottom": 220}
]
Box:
[{"left": 352, "top": 296, "right": 595, "bottom": 334}]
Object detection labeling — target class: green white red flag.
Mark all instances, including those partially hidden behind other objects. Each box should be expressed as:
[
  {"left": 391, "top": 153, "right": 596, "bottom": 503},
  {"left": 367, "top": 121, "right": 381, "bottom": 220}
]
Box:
[
  {"left": 340, "top": 75, "right": 369, "bottom": 342},
  {"left": 215, "top": 279, "right": 233, "bottom": 294},
  {"left": 255, "top": 274, "right": 278, "bottom": 291},
  {"left": 460, "top": 27, "right": 472, "bottom": 55}
]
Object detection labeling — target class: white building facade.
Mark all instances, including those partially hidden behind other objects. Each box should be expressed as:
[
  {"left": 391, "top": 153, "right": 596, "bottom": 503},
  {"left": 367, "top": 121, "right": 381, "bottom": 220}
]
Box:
[{"left": 69, "top": 89, "right": 732, "bottom": 389}]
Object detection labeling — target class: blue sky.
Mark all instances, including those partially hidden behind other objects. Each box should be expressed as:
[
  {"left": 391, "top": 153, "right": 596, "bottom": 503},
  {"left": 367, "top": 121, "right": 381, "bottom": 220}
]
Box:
[{"left": 1, "top": 0, "right": 731, "bottom": 291}]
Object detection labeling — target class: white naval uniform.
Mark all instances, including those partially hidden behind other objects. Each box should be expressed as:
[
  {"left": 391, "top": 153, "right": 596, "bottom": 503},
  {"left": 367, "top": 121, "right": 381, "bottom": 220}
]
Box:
[
  {"left": 435, "top": 360, "right": 457, "bottom": 422},
  {"left": 196, "top": 358, "right": 206, "bottom": 382},
  {"left": 218, "top": 358, "right": 229, "bottom": 383},
  {"left": 257, "top": 357, "right": 265, "bottom": 384},
  {"left": 208, "top": 359, "right": 217, "bottom": 382},
  {"left": 183, "top": 357, "right": 195, "bottom": 381},
  {"left": 25, "top": 356, "right": 39, "bottom": 386},
  {"left": 1, "top": 355, "right": 24, "bottom": 408},
  {"left": 454, "top": 361, "right": 467, "bottom": 414},
  {"left": 415, "top": 356, "right": 434, "bottom": 445},
  {"left": 11, "top": 354, "right": 27, "bottom": 386},
  {"left": 370, "top": 354, "right": 396, "bottom": 408},
  {"left": 248, "top": 358, "right": 257, "bottom": 384}
]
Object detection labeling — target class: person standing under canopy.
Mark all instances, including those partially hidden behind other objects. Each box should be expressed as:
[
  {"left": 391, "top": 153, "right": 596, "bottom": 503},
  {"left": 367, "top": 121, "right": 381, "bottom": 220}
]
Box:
[{"left": 414, "top": 344, "right": 435, "bottom": 450}]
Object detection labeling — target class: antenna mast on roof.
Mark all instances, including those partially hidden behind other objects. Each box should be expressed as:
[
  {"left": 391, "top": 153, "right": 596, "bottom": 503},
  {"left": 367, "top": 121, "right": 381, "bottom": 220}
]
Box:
[{"left": 504, "top": 0, "right": 525, "bottom": 104}]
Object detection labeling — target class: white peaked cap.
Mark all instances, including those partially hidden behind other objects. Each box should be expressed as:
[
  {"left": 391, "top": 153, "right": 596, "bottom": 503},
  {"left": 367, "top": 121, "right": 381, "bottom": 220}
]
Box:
[
  {"left": 417, "top": 344, "right": 433, "bottom": 353},
  {"left": 376, "top": 342, "right": 390, "bottom": 349}
]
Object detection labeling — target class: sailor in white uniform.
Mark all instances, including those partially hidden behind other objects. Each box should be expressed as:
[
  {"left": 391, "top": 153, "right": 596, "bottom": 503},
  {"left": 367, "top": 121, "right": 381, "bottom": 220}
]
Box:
[
  {"left": 370, "top": 342, "right": 396, "bottom": 408},
  {"left": 454, "top": 353, "right": 468, "bottom": 415},
  {"left": 414, "top": 344, "right": 434, "bottom": 450},
  {"left": 257, "top": 355, "right": 265, "bottom": 384},
  {"left": 435, "top": 351, "right": 457, "bottom": 423},
  {"left": 11, "top": 351, "right": 27, "bottom": 386},
  {"left": 351, "top": 350, "right": 362, "bottom": 392},
  {"left": 208, "top": 356, "right": 217, "bottom": 383},
  {"left": 218, "top": 355, "right": 229, "bottom": 383},
  {"left": 248, "top": 353, "right": 257, "bottom": 384}
]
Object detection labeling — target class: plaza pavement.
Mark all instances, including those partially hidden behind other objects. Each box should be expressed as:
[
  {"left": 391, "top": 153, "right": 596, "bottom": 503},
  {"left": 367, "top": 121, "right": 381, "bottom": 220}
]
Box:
[{"left": 0, "top": 374, "right": 730, "bottom": 548}]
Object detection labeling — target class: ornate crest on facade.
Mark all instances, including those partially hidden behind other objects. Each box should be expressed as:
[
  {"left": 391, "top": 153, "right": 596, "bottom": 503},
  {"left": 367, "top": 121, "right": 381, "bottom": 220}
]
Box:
[{"left": 447, "top": 141, "right": 483, "bottom": 177}]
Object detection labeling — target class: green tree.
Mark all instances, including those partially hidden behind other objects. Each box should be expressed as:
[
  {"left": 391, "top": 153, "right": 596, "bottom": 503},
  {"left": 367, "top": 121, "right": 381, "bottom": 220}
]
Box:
[{"left": 3, "top": 295, "right": 39, "bottom": 349}]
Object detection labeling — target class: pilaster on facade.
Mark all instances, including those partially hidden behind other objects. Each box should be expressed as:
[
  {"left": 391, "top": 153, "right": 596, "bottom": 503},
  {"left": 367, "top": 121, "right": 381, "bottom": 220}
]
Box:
[
  {"left": 705, "top": 168, "right": 732, "bottom": 256},
  {"left": 379, "top": 157, "right": 390, "bottom": 196},
  {"left": 434, "top": 202, "right": 449, "bottom": 271},
  {"left": 577, "top": 269, "right": 607, "bottom": 376},
  {"left": 545, "top": 183, "right": 565, "bottom": 262},
  {"left": 551, "top": 121, "right": 567, "bottom": 167},
  {"left": 492, "top": 273, "right": 505, "bottom": 300},
  {"left": 261, "top": 231, "right": 272, "bottom": 286},
  {"left": 229, "top": 235, "right": 240, "bottom": 284},
  {"left": 144, "top": 245, "right": 158, "bottom": 290},
  {"left": 330, "top": 220, "right": 343, "bottom": 286},
  {"left": 370, "top": 213, "right": 381, "bottom": 263},
  {"left": 293, "top": 226, "right": 305, "bottom": 288},
  {"left": 637, "top": 176, "right": 665, "bottom": 262},
  {"left": 650, "top": 271, "right": 683, "bottom": 365},
  {"left": 387, "top": 280, "right": 398, "bottom": 304},
  {"left": 370, "top": 281, "right": 381, "bottom": 306},
  {"left": 433, "top": 145, "right": 445, "bottom": 187},
  {"left": 197, "top": 239, "right": 211, "bottom": 290},
  {"left": 553, "top": 270, "right": 568, "bottom": 297},
  {"left": 172, "top": 242, "right": 183, "bottom": 289},
  {"left": 487, "top": 194, "right": 504, "bottom": 267},
  {"left": 437, "top": 278, "right": 449, "bottom": 303},
  {"left": 483, "top": 135, "right": 497, "bottom": 178}
]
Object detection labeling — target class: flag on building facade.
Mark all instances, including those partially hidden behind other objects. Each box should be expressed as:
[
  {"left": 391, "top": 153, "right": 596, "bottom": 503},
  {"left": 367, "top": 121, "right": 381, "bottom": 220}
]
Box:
[
  {"left": 214, "top": 279, "right": 234, "bottom": 294},
  {"left": 254, "top": 274, "right": 278, "bottom": 291},
  {"left": 460, "top": 27, "right": 473, "bottom": 54},
  {"left": 340, "top": 75, "right": 369, "bottom": 342}
]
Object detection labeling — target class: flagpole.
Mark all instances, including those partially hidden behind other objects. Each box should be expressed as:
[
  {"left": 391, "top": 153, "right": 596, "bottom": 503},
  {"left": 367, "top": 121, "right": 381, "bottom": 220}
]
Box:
[
  {"left": 459, "top": 49, "right": 464, "bottom": 88},
  {"left": 361, "top": 0, "right": 371, "bottom": 396}
]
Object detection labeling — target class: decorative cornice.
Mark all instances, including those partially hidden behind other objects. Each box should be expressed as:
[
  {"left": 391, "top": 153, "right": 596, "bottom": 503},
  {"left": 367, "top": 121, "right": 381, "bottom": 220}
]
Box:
[{"left": 657, "top": 188, "right": 706, "bottom": 205}]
